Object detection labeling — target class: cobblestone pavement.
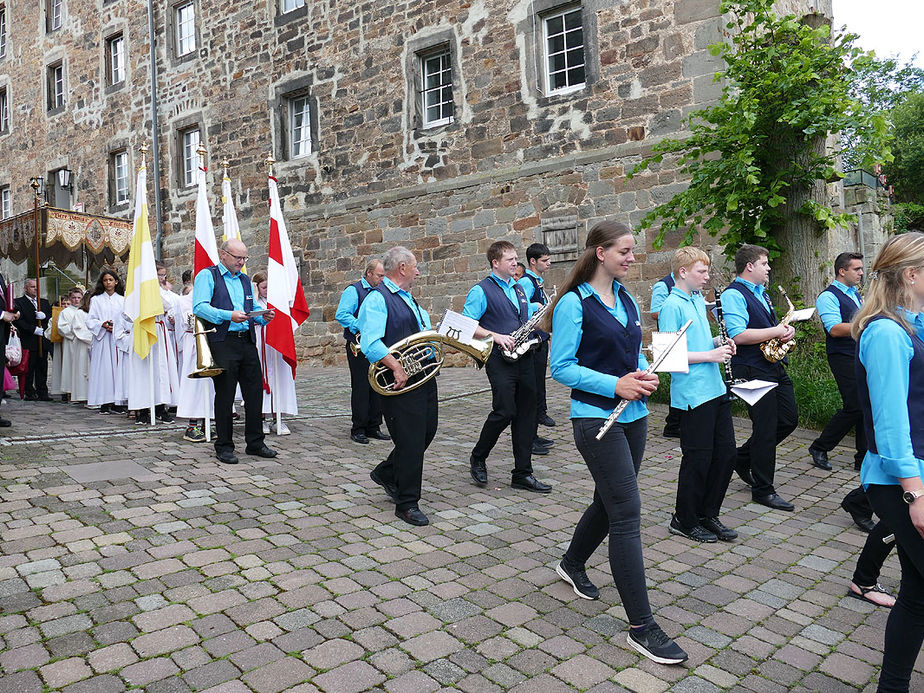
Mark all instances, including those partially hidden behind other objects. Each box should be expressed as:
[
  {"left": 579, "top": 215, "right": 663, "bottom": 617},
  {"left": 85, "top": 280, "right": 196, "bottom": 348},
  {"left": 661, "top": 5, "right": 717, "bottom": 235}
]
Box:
[{"left": 0, "top": 366, "right": 919, "bottom": 692}]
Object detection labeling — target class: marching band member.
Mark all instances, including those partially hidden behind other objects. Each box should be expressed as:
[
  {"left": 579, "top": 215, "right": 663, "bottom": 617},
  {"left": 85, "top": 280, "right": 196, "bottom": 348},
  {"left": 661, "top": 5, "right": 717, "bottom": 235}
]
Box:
[
  {"left": 86, "top": 270, "right": 126, "bottom": 414},
  {"left": 658, "top": 247, "right": 737, "bottom": 543},
  {"left": 853, "top": 232, "right": 924, "bottom": 691},
  {"left": 649, "top": 271, "right": 680, "bottom": 438},
  {"left": 336, "top": 260, "right": 389, "bottom": 444},
  {"left": 357, "top": 246, "right": 436, "bottom": 526},
  {"left": 464, "top": 240, "right": 550, "bottom": 493},
  {"left": 548, "top": 220, "right": 687, "bottom": 665},
  {"left": 722, "top": 244, "right": 798, "bottom": 511}
]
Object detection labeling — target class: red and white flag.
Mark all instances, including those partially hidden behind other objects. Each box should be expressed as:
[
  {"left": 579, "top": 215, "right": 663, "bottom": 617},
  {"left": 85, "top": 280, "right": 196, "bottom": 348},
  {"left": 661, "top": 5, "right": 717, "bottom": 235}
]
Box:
[
  {"left": 194, "top": 162, "right": 219, "bottom": 274},
  {"left": 265, "top": 175, "right": 310, "bottom": 375}
]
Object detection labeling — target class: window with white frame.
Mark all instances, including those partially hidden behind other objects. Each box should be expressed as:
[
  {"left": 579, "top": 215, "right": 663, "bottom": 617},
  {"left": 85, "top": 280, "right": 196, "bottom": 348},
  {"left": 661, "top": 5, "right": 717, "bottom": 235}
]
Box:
[
  {"left": 288, "top": 95, "right": 311, "bottom": 159},
  {"left": 420, "top": 47, "right": 453, "bottom": 128},
  {"left": 111, "top": 150, "right": 129, "bottom": 205},
  {"left": 0, "top": 6, "right": 7, "bottom": 59},
  {"left": 175, "top": 2, "right": 196, "bottom": 57},
  {"left": 281, "top": 0, "right": 305, "bottom": 12},
  {"left": 180, "top": 127, "right": 200, "bottom": 187},
  {"left": 0, "top": 86, "right": 8, "bottom": 134},
  {"left": 47, "top": 0, "right": 63, "bottom": 32},
  {"left": 543, "top": 5, "right": 585, "bottom": 94},
  {"left": 0, "top": 186, "right": 10, "bottom": 219},
  {"left": 107, "top": 33, "right": 125, "bottom": 85},
  {"left": 47, "top": 61, "right": 64, "bottom": 111}
]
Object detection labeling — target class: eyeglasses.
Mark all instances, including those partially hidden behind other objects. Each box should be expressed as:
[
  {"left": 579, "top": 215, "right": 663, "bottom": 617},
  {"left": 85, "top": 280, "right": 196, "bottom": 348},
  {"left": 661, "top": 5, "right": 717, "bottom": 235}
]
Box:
[{"left": 222, "top": 249, "right": 248, "bottom": 262}]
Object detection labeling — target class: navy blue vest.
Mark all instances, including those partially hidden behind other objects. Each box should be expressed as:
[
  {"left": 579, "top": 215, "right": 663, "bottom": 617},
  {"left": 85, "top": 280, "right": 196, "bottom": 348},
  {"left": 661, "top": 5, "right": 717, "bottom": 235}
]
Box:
[
  {"left": 821, "top": 285, "right": 860, "bottom": 357},
  {"left": 856, "top": 316, "right": 924, "bottom": 460},
  {"left": 343, "top": 280, "right": 372, "bottom": 344},
  {"left": 378, "top": 284, "right": 422, "bottom": 348},
  {"left": 725, "top": 281, "right": 780, "bottom": 368},
  {"left": 477, "top": 276, "right": 528, "bottom": 337},
  {"left": 523, "top": 273, "right": 549, "bottom": 342},
  {"left": 572, "top": 287, "right": 643, "bottom": 410},
  {"left": 659, "top": 273, "right": 675, "bottom": 291},
  {"left": 203, "top": 266, "right": 255, "bottom": 343}
]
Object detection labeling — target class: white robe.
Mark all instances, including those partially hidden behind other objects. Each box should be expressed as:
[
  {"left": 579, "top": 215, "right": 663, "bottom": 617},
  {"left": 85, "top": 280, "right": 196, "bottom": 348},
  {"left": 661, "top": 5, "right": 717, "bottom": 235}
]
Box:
[
  {"left": 56, "top": 306, "right": 92, "bottom": 402},
  {"left": 254, "top": 298, "right": 298, "bottom": 416},
  {"left": 86, "top": 292, "right": 126, "bottom": 407},
  {"left": 124, "top": 311, "right": 180, "bottom": 410},
  {"left": 160, "top": 288, "right": 181, "bottom": 371},
  {"left": 46, "top": 315, "right": 65, "bottom": 396},
  {"left": 172, "top": 293, "right": 214, "bottom": 419}
]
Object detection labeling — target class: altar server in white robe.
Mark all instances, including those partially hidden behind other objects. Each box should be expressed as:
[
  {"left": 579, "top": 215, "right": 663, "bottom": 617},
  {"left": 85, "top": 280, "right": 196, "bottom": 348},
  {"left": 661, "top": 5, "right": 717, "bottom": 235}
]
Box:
[
  {"left": 57, "top": 288, "right": 92, "bottom": 403},
  {"left": 253, "top": 271, "right": 297, "bottom": 435},
  {"left": 86, "top": 270, "right": 126, "bottom": 413},
  {"left": 124, "top": 301, "right": 179, "bottom": 424},
  {"left": 172, "top": 285, "right": 214, "bottom": 442},
  {"left": 45, "top": 299, "right": 67, "bottom": 398},
  {"left": 157, "top": 263, "right": 182, "bottom": 373}
]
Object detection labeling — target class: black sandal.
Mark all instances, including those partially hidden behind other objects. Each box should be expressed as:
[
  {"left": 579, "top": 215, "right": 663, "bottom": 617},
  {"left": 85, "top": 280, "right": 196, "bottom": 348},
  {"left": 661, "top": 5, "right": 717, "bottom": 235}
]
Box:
[{"left": 847, "top": 582, "right": 895, "bottom": 607}]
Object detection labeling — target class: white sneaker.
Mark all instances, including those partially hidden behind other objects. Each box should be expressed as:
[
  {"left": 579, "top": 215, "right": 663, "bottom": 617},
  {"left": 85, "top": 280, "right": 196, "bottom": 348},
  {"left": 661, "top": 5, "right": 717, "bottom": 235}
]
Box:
[
  {"left": 274, "top": 421, "right": 291, "bottom": 436},
  {"left": 262, "top": 420, "right": 271, "bottom": 434}
]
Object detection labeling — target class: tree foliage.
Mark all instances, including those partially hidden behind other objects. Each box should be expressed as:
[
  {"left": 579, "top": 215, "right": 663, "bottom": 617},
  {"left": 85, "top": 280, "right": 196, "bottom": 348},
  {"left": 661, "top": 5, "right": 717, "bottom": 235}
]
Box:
[
  {"left": 886, "top": 92, "right": 924, "bottom": 204},
  {"left": 631, "top": 0, "right": 891, "bottom": 260}
]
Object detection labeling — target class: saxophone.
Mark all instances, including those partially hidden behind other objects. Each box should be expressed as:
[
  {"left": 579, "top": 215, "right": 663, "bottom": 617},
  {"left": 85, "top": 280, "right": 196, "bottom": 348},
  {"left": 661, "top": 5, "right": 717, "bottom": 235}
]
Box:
[
  {"left": 500, "top": 287, "right": 557, "bottom": 362},
  {"left": 760, "top": 285, "right": 797, "bottom": 363}
]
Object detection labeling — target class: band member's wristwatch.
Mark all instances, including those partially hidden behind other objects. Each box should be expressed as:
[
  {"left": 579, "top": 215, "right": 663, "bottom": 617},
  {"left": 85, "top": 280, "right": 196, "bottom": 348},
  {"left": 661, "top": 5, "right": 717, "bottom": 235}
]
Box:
[{"left": 903, "top": 489, "right": 924, "bottom": 504}]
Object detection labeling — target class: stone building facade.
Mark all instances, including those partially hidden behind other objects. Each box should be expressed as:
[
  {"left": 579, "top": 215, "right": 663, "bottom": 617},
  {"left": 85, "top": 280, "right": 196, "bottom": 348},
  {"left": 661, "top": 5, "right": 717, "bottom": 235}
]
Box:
[{"left": 0, "top": 0, "right": 826, "bottom": 362}]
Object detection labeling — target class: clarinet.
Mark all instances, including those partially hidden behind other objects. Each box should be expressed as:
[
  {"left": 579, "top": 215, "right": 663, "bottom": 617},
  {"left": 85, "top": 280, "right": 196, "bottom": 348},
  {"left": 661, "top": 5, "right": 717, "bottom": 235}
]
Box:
[{"left": 713, "top": 287, "right": 743, "bottom": 395}]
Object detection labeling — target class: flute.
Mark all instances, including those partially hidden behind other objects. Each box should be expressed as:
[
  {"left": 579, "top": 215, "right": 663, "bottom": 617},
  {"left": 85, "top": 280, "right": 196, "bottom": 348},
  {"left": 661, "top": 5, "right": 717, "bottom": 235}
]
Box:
[{"left": 595, "top": 319, "right": 693, "bottom": 441}]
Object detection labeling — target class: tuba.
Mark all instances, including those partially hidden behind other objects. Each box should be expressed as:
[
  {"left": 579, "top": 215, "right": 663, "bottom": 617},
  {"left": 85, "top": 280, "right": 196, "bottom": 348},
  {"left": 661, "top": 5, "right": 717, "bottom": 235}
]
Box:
[
  {"left": 187, "top": 314, "right": 225, "bottom": 378},
  {"left": 369, "top": 330, "right": 493, "bottom": 396},
  {"left": 760, "top": 285, "right": 797, "bottom": 363}
]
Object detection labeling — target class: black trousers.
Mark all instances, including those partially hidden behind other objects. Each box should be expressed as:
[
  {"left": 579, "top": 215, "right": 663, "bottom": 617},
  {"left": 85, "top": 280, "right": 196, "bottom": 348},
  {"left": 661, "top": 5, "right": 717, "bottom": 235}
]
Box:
[
  {"left": 867, "top": 485, "right": 924, "bottom": 692},
  {"left": 675, "top": 396, "right": 736, "bottom": 529},
  {"left": 25, "top": 347, "right": 49, "bottom": 398},
  {"left": 210, "top": 333, "right": 265, "bottom": 454},
  {"left": 533, "top": 340, "right": 549, "bottom": 418},
  {"left": 814, "top": 352, "right": 867, "bottom": 466},
  {"left": 472, "top": 351, "right": 537, "bottom": 480},
  {"left": 376, "top": 379, "right": 438, "bottom": 511},
  {"left": 664, "top": 406, "right": 681, "bottom": 435},
  {"left": 853, "top": 518, "right": 896, "bottom": 587},
  {"left": 346, "top": 345, "right": 383, "bottom": 435},
  {"left": 563, "top": 417, "right": 654, "bottom": 628},
  {"left": 733, "top": 362, "right": 798, "bottom": 497}
]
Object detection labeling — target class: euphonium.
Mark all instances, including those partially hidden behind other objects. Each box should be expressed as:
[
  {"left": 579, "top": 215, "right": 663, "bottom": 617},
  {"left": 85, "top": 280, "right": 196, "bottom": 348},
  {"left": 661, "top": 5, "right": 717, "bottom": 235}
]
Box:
[
  {"left": 187, "top": 314, "right": 225, "bottom": 378},
  {"left": 368, "top": 330, "right": 493, "bottom": 396},
  {"left": 760, "top": 285, "right": 797, "bottom": 363}
]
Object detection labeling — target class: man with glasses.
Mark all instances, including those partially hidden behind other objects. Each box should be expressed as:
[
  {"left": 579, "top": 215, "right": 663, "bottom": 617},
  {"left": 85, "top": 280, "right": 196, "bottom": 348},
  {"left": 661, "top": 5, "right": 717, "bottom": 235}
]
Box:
[{"left": 193, "top": 239, "right": 277, "bottom": 464}]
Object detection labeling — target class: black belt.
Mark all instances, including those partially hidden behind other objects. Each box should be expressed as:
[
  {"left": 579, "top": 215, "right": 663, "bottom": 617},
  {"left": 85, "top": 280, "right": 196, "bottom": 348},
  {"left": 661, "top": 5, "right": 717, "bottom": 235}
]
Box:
[{"left": 228, "top": 330, "right": 251, "bottom": 340}]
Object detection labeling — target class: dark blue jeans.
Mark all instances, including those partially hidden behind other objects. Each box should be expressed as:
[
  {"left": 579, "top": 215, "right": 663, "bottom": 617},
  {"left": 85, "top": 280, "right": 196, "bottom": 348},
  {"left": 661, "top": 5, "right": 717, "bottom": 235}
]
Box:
[{"left": 563, "top": 416, "right": 653, "bottom": 628}]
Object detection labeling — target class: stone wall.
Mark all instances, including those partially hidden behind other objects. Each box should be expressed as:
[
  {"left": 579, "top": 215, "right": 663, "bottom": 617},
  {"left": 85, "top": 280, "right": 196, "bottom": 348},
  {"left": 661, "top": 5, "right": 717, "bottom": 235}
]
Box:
[{"left": 0, "top": 0, "right": 823, "bottom": 362}]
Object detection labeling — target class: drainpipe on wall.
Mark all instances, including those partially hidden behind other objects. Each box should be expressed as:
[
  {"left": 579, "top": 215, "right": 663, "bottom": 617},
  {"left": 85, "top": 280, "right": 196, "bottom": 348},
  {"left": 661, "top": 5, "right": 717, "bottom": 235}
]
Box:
[{"left": 147, "top": 0, "right": 164, "bottom": 260}]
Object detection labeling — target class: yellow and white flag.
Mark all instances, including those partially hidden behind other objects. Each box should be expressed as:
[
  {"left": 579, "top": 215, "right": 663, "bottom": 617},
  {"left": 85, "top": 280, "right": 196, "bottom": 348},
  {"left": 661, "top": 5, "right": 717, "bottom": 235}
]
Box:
[{"left": 123, "top": 154, "right": 164, "bottom": 359}]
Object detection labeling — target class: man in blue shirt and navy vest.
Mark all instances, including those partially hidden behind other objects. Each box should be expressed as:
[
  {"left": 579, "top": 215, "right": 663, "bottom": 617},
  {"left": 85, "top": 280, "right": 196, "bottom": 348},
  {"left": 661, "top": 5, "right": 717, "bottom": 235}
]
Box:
[
  {"left": 464, "top": 241, "right": 551, "bottom": 494},
  {"left": 722, "top": 244, "right": 798, "bottom": 511},
  {"left": 336, "top": 259, "right": 389, "bottom": 445},
  {"left": 193, "top": 239, "right": 277, "bottom": 465}
]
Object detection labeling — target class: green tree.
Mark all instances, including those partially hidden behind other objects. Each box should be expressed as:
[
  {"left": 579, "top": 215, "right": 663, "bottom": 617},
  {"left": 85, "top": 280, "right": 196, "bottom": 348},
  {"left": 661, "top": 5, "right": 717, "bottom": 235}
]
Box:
[
  {"left": 886, "top": 92, "right": 924, "bottom": 203},
  {"left": 632, "top": 0, "right": 891, "bottom": 296}
]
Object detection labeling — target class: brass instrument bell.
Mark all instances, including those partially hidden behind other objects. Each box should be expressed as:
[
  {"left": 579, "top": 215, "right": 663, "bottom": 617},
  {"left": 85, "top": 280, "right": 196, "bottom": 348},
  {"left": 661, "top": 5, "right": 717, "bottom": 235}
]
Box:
[{"left": 187, "top": 313, "right": 224, "bottom": 378}]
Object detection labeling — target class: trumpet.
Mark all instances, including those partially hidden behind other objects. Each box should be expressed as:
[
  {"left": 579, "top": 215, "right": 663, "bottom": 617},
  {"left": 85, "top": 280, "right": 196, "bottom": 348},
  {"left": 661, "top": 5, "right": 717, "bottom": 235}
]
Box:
[
  {"left": 760, "top": 285, "right": 796, "bottom": 363},
  {"left": 369, "top": 330, "right": 493, "bottom": 396},
  {"left": 187, "top": 313, "right": 224, "bottom": 379}
]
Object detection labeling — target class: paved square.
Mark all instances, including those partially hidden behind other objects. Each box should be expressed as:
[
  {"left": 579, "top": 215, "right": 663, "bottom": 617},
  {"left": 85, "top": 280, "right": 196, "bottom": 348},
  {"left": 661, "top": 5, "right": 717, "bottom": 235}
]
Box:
[{"left": 0, "top": 366, "right": 918, "bottom": 692}]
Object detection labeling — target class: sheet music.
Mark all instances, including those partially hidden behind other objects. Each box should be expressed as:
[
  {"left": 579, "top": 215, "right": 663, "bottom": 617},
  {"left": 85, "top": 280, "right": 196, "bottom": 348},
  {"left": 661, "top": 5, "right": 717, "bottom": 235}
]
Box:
[
  {"left": 651, "top": 331, "right": 689, "bottom": 373},
  {"left": 730, "top": 379, "right": 778, "bottom": 405},
  {"left": 438, "top": 310, "right": 478, "bottom": 344},
  {"left": 790, "top": 307, "right": 815, "bottom": 322}
]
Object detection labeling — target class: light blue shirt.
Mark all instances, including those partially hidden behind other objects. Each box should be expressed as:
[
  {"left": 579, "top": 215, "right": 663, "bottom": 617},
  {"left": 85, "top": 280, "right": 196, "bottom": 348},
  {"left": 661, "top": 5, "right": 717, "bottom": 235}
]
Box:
[
  {"left": 860, "top": 311, "right": 924, "bottom": 487},
  {"left": 816, "top": 280, "right": 861, "bottom": 333},
  {"left": 356, "top": 277, "right": 430, "bottom": 363},
  {"left": 192, "top": 265, "right": 267, "bottom": 332},
  {"left": 722, "top": 277, "right": 772, "bottom": 338},
  {"left": 649, "top": 274, "right": 675, "bottom": 315},
  {"left": 335, "top": 278, "right": 373, "bottom": 335},
  {"left": 658, "top": 287, "right": 727, "bottom": 410},
  {"left": 462, "top": 273, "right": 535, "bottom": 323},
  {"left": 517, "top": 270, "right": 545, "bottom": 311},
  {"left": 550, "top": 281, "right": 650, "bottom": 422}
]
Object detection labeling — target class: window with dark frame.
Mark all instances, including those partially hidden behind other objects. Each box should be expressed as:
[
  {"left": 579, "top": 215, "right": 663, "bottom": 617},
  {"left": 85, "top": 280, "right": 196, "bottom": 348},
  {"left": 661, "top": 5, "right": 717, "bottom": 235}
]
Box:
[
  {"left": 420, "top": 47, "right": 453, "bottom": 128},
  {"left": 111, "top": 150, "right": 129, "bottom": 205},
  {"left": 542, "top": 5, "right": 585, "bottom": 95},
  {"left": 47, "top": 61, "right": 64, "bottom": 111},
  {"left": 0, "top": 6, "right": 7, "bottom": 59},
  {"left": 47, "top": 0, "right": 63, "bottom": 32},
  {"left": 175, "top": 1, "right": 196, "bottom": 57},
  {"left": 180, "top": 127, "right": 200, "bottom": 187},
  {"left": 0, "top": 86, "right": 7, "bottom": 134},
  {"left": 107, "top": 33, "right": 125, "bottom": 85},
  {"left": 281, "top": 0, "right": 305, "bottom": 12},
  {"left": 288, "top": 95, "right": 311, "bottom": 159}
]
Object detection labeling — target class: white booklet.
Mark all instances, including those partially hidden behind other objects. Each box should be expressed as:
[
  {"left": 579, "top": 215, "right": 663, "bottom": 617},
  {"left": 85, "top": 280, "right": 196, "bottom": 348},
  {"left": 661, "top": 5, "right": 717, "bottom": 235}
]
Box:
[
  {"left": 651, "top": 330, "right": 689, "bottom": 373},
  {"left": 790, "top": 307, "right": 816, "bottom": 322},
  {"left": 438, "top": 310, "right": 479, "bottom": 344},
  {"left": 730, "top": 379, "right": 778, "bottom": 405}
]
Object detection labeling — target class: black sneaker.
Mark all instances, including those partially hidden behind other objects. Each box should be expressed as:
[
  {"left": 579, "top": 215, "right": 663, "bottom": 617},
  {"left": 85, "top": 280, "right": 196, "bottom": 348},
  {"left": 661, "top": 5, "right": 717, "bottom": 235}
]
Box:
[
  {"left": 700, "top": 516, "right": 738, "bottom": 542},
  {"left": 555, "top": 560, "right": 599, "bottom": 600},
  {"left": 627, "top": 623, "right": 688, "bottom": 665},
  {"left": 669, "top": 515, "right": 717, "bottom": 543}
]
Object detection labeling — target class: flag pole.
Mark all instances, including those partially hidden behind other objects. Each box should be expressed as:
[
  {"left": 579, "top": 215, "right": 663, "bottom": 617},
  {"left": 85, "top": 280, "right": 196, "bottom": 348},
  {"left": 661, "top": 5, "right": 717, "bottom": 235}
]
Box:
[
  {"left": 265, "top": 154, "right": 282, "bottom": 437},
  {"left": 140, "top": 143, "right": 156, "bottom": 428},
  {"left": 198, "top": 143, "right": 212, "bottom": 443}
]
